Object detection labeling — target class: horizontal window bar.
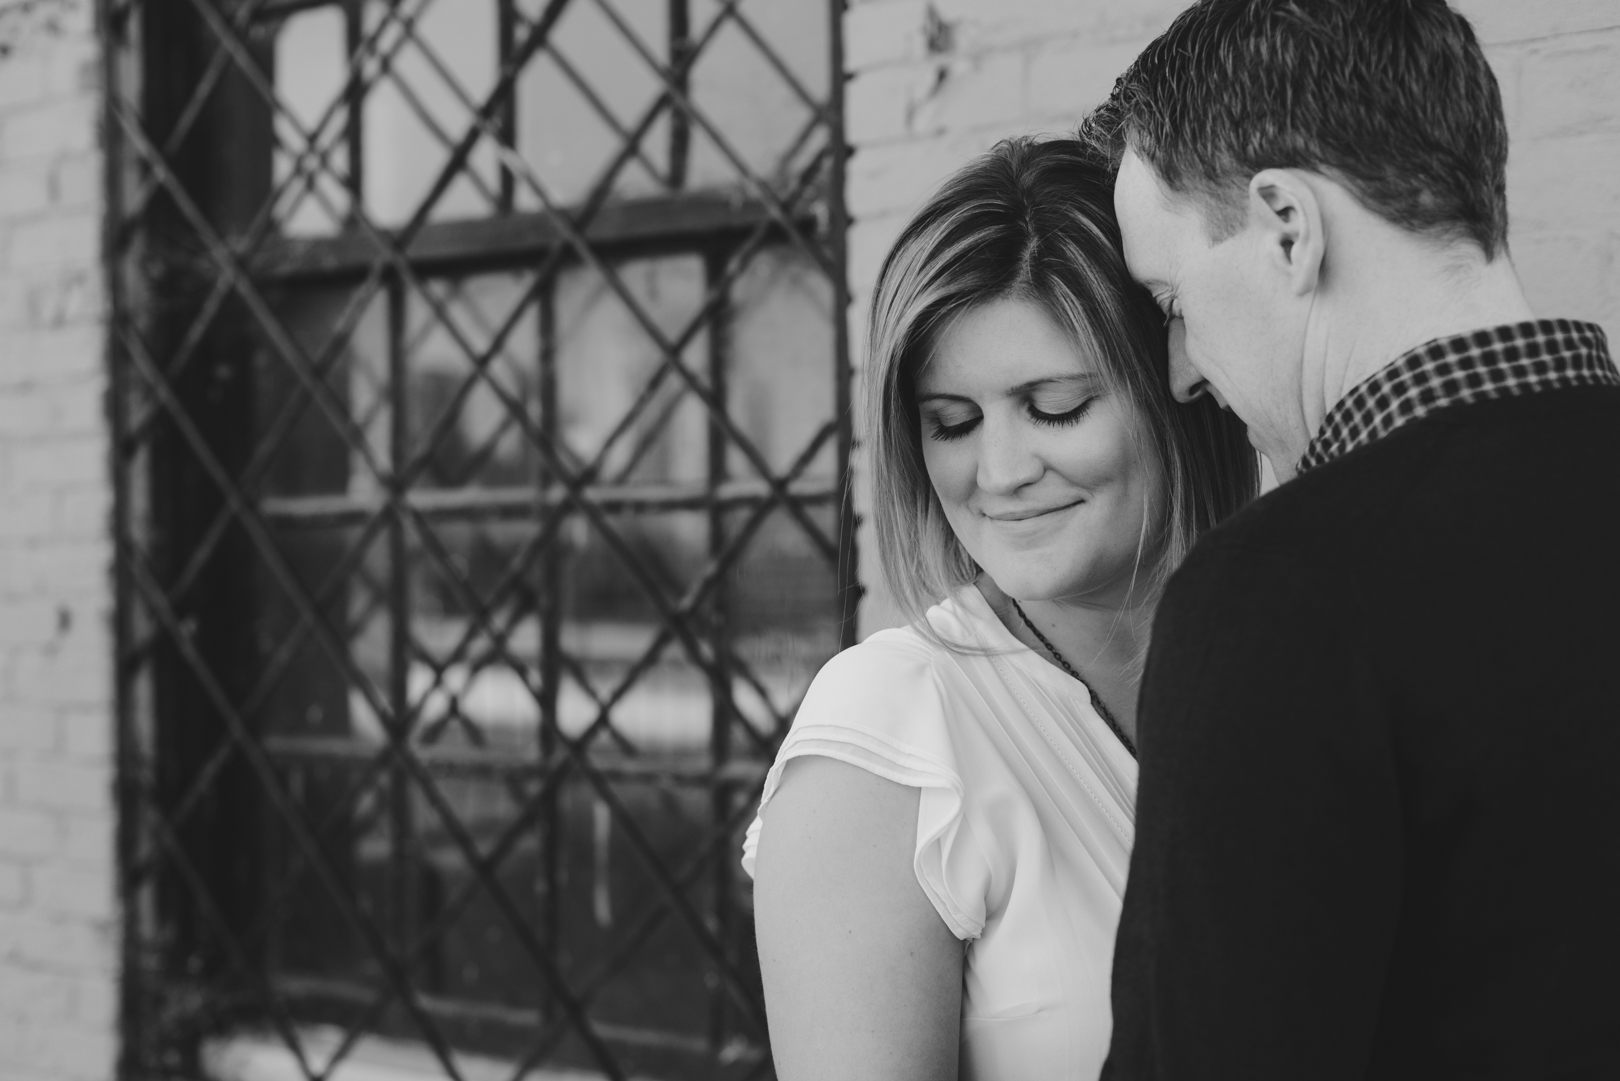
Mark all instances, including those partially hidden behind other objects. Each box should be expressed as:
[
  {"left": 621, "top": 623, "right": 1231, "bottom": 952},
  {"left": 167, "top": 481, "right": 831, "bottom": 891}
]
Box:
[
  {"left": 259, "top": 478, "right": 840, "bottom": 527},
  {"left": 250, "top": 0, "right": 338, "bottom": 21},
  {"left": 254, "top": 190, "right": 820, "bottom": 282},
  {"left": 265, "top": 975, "right": 749, "bottom": 1059},
  {"left": 263, "top": 733, "right": 771, "bottom": 785}
]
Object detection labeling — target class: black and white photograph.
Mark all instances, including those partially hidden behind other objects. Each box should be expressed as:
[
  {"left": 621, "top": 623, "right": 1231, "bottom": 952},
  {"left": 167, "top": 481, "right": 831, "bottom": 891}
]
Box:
[{"left": 0, "top": 0, "right": 1617, "bottom": 1078}]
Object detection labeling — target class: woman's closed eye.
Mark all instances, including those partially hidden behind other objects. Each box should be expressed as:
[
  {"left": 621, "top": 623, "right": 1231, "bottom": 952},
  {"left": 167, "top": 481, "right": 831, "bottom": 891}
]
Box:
[
  {"left": 923, "top": 402, "right": 981, "bottom": 441},
  {"left": 1027, "top": 394, "right": 1097, "bottom": 427}
]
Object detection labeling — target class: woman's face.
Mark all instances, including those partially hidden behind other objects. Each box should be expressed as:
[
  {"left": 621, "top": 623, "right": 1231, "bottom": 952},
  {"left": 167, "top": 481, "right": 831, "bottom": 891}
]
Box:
[{"left": 915, "top": 296, "right": 1164, "bottom": 607}]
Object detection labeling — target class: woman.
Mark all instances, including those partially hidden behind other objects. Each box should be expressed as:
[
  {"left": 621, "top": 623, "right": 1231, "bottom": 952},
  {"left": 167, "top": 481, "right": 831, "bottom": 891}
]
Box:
[{"left": 743, "top": 136, "right": 1256, "bottom": 1079}]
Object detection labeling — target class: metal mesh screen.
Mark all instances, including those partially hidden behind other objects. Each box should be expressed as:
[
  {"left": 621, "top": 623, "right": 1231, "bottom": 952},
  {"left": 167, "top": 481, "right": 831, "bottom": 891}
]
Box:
[{"left": 105, "top": 2, "right": 853, "bottom": 1077}]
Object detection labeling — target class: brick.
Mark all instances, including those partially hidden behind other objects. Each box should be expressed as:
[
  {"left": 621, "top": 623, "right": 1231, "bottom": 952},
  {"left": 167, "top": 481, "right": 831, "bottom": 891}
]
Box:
[
  {"left": 1517, "top": 32, "right": 1620, "bottom": 140},
  {"left": 49, "top": 151, "right": 100, "bottom": 210},
  {"left": 0, "top": 863, "right": 25, "bottom": 909},
  {"left": 0, "top": 492, "right": 57, "bottom": 539},
  {"left": 0, "top": 52, "right": 50, "bottom": 112},
  {"left": 1457, "top": 0, "right": 1620, "bottom": 45},
  {"left": 24, "top": 266, "right": 104, "bottom": 330},
  {"left": 910, "top": 48, "right": 1028, "bottom": 134},
  {"left": 5, "top": 213, "right": 98, "bottom": 271},
  {"left": 940, "top": 0, "right": 1182, "bottom": 55},
  {"left": 5, "top": 911, "right": 118, "bottom": 973},
  {"left": 12, "top": 758, "right": 111, "bottom": 816},
  {"left": 44, "top": 34, "right": 100, "bottom": 100},
  {"left": 0, "top": 601, "right": 57, "bottom": 646},
  {"left": 1512, "top": 230, "right": 1616, "bottom": 330},
  {"left": 847, "top": 128, "right": 1000, "bottom": 219},
  {"left": 54, "top": 487, "right": 109, "bottom": 539},
  {"left": 18, "top": 1021, "right": 118, "bottom": 1080},
  {"left": 58, "top": 703, "right": 111, "bottom": 763},
  {"left": 1507, "top": 134, "right": 1620, "bottom": 235},
  {"left": 848, "top": 213, "right": 908, "bottom": 305},
  {"left": 0, "top": 326, "right": 103, "bottom": 387},
  {"left": 7, "top": 638, "right": 113, "bottom": 710},
  {"left": 31, "top": 861, "right": 113, "bottom": 921},
  {"left": 56, "top": 812, "right": 110, "bottom": 868},
  {"left": 847, "top": 64, "right": 940, "bottom": 145},
  {"left": 1482, "top": 43, "right": 1524, "bottom": 131},
  {"left": 1027, "top": 37, "right": 1144, "bottom": 120},
  {"left": 0, "top": 807, "right": 58, "bottom": 861},
  {"left": 0, "top": 967, "right": 74, "bottom": 1025},
  {"left": 845, "top": 0, "right": 929, "bottom": 72},
  {"left": 0, "top": 704, "right": 57, "bottom": 755},
  {"left": 0, "top": 97, "right": 98, "bottom": 162},
  {"left": 9, "top": 437, "right": 105, "bottom": 488},
  {"left": 70, "top": 972, "right": 117, "bottom": 1029},
  {"left": 0, "top": 164, "right": 53, "bottom": 220},
  {"left": 0, "top": 542, "right": 113, "bottom": 601}
]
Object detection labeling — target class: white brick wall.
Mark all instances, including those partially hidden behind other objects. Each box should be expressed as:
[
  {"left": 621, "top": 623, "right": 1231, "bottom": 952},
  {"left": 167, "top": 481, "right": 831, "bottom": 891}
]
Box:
[
  {"left": 846, "top": 0, "right": 1620, "bottom": 636},
  {"left": 0, "top": 1, "right": 117, "bottom": 1078}
]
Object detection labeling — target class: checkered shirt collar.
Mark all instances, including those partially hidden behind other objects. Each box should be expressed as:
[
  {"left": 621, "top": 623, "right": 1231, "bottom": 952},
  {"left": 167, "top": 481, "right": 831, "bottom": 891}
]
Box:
[{"left": 1295, "top": 319, "right": 1618, "bottom": 475}]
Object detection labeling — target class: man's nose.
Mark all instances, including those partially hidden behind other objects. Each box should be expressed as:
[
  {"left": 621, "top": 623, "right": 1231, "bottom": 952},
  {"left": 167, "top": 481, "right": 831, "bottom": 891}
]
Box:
[
  {"left": 1167, "top": 320, "right": 1208, "bottom": 404},
  {"left": 977, "top": 415, "right": 1043, "bottom": 494}
]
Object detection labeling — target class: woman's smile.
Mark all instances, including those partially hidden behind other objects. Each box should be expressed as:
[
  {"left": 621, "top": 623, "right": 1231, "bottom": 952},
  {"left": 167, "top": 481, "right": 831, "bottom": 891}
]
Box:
[
  {"left": 981, "top": 498, "right": 1087, "bottom": 524},
  {"left": 915, "top": 297, "right": 1162, "bottom": 604}
]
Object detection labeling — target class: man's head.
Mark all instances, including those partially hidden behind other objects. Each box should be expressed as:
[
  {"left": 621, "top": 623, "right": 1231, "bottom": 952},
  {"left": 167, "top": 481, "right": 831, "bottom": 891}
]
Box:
[{"left": 1094, "top": 0, "right": 1512, "bottom": 470}]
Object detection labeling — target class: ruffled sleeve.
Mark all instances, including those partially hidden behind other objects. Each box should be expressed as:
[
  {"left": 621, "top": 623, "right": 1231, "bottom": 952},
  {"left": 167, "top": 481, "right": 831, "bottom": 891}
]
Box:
[{"left": 740, "top": 630, "right": 992, "bottom": 941}]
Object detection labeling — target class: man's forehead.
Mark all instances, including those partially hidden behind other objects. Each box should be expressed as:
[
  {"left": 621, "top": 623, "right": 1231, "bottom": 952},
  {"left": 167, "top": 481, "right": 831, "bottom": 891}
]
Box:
[{"left": 1113, "top": 150, "right": 1176, "bottom": 284}]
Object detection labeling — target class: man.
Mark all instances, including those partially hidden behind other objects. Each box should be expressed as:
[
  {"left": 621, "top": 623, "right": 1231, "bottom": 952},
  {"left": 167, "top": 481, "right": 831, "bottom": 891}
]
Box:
[{"left": 1092, "top": 1, "right": 1620, "bottom": 1077}]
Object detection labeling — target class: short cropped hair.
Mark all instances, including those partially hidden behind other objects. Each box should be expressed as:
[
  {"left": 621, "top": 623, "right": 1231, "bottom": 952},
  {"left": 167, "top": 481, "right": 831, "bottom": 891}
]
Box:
[
  {"left": 867, "top": 136, "right": 1258, "bottom": 624},
  {"left": 1086, "top": 0, "right": 1510, "bottom": 257}
]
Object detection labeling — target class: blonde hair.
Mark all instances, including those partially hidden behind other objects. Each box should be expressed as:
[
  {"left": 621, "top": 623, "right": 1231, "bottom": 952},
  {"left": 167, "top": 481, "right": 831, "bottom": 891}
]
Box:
[{"left": 866, "top": 136, "right": 1258, "bottom": 626}]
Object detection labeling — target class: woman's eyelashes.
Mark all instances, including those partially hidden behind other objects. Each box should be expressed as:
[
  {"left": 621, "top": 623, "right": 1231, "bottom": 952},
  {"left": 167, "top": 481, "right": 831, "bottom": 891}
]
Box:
[
  {"left": 1028, "top": 396, "right": 1096, "bottom": 427},
  {"left": 927, "top": 411, "right": 980, "bottom": 441},
  {"left": 923, "top": 394, "right": 1097, "bottom": 441}
]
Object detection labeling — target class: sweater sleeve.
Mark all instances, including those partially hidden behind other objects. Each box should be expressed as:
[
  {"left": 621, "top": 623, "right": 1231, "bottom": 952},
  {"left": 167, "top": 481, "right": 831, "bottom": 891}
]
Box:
[{"left": 1102, "top": 536, "right": 1404, "bottom": 1080}]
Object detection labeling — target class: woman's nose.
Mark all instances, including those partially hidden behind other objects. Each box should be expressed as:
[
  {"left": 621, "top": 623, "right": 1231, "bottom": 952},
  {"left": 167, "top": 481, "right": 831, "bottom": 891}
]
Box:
[
  {"left": 1167, "top": 320, "right": 1209, "bottom": 404},
  {"left": 976, "top": 416, "right": 1043, "bottom": 494}
]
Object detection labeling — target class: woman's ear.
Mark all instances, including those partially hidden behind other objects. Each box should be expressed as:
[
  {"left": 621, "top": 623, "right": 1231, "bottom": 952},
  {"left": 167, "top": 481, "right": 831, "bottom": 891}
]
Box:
[{"left": 1247, "top": 168, "right": 1324, "bottom": 297}]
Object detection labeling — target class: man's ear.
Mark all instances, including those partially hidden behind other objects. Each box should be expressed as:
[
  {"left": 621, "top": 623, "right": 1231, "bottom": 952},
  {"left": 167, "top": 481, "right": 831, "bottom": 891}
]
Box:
[{"left": 1247, "top": 168, "right": 1324, "bottom": 296}]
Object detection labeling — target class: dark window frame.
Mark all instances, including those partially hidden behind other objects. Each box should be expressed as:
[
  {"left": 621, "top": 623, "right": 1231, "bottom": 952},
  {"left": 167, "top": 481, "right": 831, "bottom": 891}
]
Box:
[{"left": 105, "top": 0, "right": 855, "bottom": 1075}]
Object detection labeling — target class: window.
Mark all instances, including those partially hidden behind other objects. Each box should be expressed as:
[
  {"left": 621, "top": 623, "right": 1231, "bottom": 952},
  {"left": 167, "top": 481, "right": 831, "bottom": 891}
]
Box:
[{"left": 108, "top": 1, "right": 853, "bottom": 1076}]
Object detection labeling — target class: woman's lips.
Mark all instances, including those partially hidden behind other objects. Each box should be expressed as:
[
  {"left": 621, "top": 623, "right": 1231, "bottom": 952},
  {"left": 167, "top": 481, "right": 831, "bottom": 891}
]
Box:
[{"left": 981, "top": 499, "right": 1085, "bottom": 523}]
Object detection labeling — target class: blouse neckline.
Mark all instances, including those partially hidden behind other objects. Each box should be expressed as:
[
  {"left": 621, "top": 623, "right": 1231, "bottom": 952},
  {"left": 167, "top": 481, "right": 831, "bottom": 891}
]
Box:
[
  {"left": 941, "top": 583, "right": 1098, "bottom": 698},
  {"left": 940, "top": 583, "right": 1141, "bottom": 767}
]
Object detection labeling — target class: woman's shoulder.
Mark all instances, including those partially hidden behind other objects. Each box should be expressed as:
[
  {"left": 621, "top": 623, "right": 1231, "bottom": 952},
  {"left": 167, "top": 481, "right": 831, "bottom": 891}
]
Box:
[
  {"left": 794, "top": 625, "right": 953, "bottom": 743},
  {"left": 814, "top": 623, "right": 948, "bottom": 686}
]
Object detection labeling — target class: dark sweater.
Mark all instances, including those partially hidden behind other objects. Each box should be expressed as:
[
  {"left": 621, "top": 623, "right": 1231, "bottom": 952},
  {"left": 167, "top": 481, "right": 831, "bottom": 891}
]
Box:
[{"left": 1104, "top": 386, "right": 1620, "bottom": 1079}]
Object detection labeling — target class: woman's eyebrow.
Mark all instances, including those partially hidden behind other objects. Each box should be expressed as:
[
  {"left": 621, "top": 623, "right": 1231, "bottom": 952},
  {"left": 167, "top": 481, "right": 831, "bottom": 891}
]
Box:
[
  {"left": 913, "top": 390, "right": 977, "bottom": 405},
  {"left": 1009, "top": 372, "right": 1101, "bottom": 395}
]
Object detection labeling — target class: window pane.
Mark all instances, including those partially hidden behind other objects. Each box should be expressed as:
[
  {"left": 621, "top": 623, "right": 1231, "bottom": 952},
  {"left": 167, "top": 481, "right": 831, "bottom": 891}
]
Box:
[
  {"left": 274, "top": 7, "right": 352, "bottom": 236},
  {"left": 727, "top": 244, "right": 837, "bottom": 481},
  {"left": 686, "top": 0, "right": 830, "bottom": 190},
  {"left": 514, "top": 0, "right": 670, "bottom": 206},
  {"left": 363, "top": 0, "right": 502, "bottom": 225},
  {"left": 405, "top": 272, "right": 542, "bottom": 490},
  {"left": 555, "top": 255, "right": 711, "bottom": 487}
]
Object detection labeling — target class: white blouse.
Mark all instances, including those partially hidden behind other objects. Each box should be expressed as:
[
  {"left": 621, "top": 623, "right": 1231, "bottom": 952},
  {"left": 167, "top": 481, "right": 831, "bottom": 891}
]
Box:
[{"left": 742, "top": 584, "right": 1138, "bottom": 1080}]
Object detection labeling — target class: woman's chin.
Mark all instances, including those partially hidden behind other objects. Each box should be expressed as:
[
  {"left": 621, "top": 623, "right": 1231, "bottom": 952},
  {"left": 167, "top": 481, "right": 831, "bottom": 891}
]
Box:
[{"left": 979, "top": 565, "right": 1086, "bottom": 605}]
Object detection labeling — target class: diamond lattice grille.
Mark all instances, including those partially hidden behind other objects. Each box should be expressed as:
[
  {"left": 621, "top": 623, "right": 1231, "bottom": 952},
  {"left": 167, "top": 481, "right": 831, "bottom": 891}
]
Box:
[{"left": 107, "top": 2, "right": 853, "bottom": 1076}]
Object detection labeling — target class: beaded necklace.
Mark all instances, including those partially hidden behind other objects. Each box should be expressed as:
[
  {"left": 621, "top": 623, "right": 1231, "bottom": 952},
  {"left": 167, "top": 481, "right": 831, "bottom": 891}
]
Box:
[{"left": 1010, "top": 599, "right": 1138, "bottom": 759}]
